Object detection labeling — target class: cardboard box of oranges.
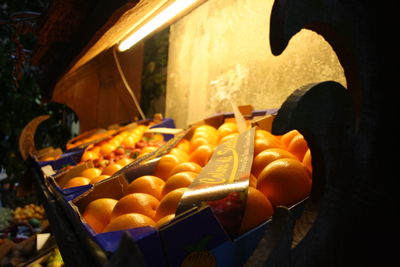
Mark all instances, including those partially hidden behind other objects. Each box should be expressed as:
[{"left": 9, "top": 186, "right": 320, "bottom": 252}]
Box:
[
  {"left": 55, "top": 108, "right": 312, "bottom": 266},
  {"left": 38, "top": 118, "right": 178, "bottom": 199}
]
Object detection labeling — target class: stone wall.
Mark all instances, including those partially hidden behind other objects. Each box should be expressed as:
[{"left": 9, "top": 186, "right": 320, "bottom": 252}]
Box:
[{"left": 166, "top": 0, "right": 346, "bottom": 128}]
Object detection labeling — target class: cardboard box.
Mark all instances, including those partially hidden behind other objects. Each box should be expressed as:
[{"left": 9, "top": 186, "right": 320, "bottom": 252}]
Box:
[
  {"left": 36, "top": 148, "right": 84, "bottom": 172},
  {"left": 43, "top": 162, "right": 94, "bottom": 201},
  {"left": 52, "top": 108, "right": 308, "bottom": 266},
  {"left": 66, "top": 118, "right": 177, "bottom": 151}
]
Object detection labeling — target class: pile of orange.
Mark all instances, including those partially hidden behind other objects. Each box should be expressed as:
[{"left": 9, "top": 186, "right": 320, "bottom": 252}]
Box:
[
  {"left": 81, "top": 122, "right": 313, "bottom": 236},
  {"left": 62, "top": 167, "right": 113, "bottom": 189},
  {"left": 79, "top": 124, "right": 164, "bottom": 169},
  {"left": 63, "top": 124, "right": 167, "bottom": 190},
  {"left": 253, "top": 129, "right": 312, "bottom": 208}
]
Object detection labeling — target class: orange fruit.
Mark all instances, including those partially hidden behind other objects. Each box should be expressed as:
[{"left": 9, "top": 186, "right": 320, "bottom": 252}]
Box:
[
  {"left": 302, "top": 149, "right": 312, "bottom": 174},
  {"left": 280, "top": 130, "right": 300, "bottom": 148},
  {"left": 251, "top": 148, "right": 297, "bottom": 178},
  {"left": 169, "top": 148, "right": 190, "bottom": 162},
  {"left": 155, "top": 214, "right": 175, "bottom": 228},
  {"left": 125, "top": 175, "right": 165, "bottom": 200},
  {"left": 218, "top": 132, "right": 239, "bottom": 144},
  {"left": 191, "top": 130, "right": 218, "bottom": 145},
  {"left": 189, "top": 137, "right": 210, "bottom": 153},
  {"left": 257, "top": 158, "right": 311, "bottom": 207},
  {"left": 155, "top": 188, "right": 187, "bottom": 221},
  {"left": 189, "top": 144, "right": 214, "bottom": 167},
  {"left": 79, "top": 168, "right": 103, "bottom": 179},
  {"left": 287, "top": 134, "right": 309, "bottom": 161},
  {"left": 249, "top": 174, "right": 257, "bottom": 187},
  {"left": 239, "top": 187, "right": 274, "bottom": 234},
  {"left": 102, "top": 163, "right": 123, "bottom": 176},
  {"left": 90, "top": 175, "right": 111, "bottom": 184},
  {"left": 111, "top": 193, "right": 160, "bottom": 220},
  {"left": 175, "top": 139, "right": 190, "bottom": 153},
  {"left": 103, "top": 213, "right": 155, "bottom": 233},
  {"left": 162, "top": 171, "right": 197, "bottom": 197},
  {"left": 40, "top": 156, "right": 55, "bottom": 161},
  {"left": 100, "top": 143, "right": 116, "bottom": 155},
  {"left": 83, "top": 198, "right": 117, "bottom": 233},
  {"left": 63, "top": 177, "right": 91, "bottom": 189},
  {"left": 195, "top": 125, "right": 218, "bottom": 136},
  {"left": 217, "top": 122, "right": 239, "bottom": 140},
  {"left": 169, "top": 162, "right": 202, "bottom": 176},
  {"left": 137, "top": 146, "right": 158, "bottom": 158},
  {"left": 122, "top": 135, "right": 136, "bottom": 148},
  {"left": 254, "top": 134, "right": 283, "bottom": 156},
  {"left": 255, "top": 129, "right": 277, "bottom": 140},
  {"left": 116, "top": 157, "right": 134, "bottom": 167},
  {"left": 81, "top": 151, "right": 97, "bottom": 162},
  {"left": 153, "top": 154, "right": 182, "bottom": 181}
]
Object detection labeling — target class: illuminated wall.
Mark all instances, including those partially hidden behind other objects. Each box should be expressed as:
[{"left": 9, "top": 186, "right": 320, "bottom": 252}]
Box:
[{"left": 166, "top": 0, "right": 346, "bottom": 128}]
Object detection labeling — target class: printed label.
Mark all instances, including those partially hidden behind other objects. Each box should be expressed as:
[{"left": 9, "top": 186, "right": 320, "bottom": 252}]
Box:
[{"left": 177, "top": 127, "right": 255, "bottom": 237}]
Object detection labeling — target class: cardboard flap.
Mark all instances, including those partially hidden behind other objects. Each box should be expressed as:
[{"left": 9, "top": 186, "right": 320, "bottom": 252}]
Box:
[
  {"left": 73, "top": 174, "right": 129, "bottom": 213},
  {"left": 53, "top": 162, "right": 93, "bottom": 188}
]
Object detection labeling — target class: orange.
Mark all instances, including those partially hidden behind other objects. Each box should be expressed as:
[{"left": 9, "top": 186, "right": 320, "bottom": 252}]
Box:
[
  {"left": 111, "top": 193, "right": 160, "bottom": 220},
  {"left": 191, "top": 130, "right": 218, "bottom": 145},
  {"left": 122, "top": 135, "right": 136, "bottom": 148},
  {"left": 239, "top": 187, "right": 274, "bottom": 234},
  {"left": 125, "top": 175, "right": 165, "bottom": 200},
  {"left": 103, "top": 213, "right": 155, "bottom": 233},
  {"left": 153, "top": 154, "right": 182, "bottom": 181},
  {"left": 175, "top": 139, "right": 190, "bottom": 153},
  {"left": 169, "top": 162, "right": 202, "bottom": 176},
  {"left": 155, "top": 188, "right": 187, "bottom": 221},
  {"left": 100, "top": 143, "right": 116, "bottom": 155},
  {"left": 255, "top": 129, "right": 278, "bottom": 140},
  {"left": 249, "top": 174, "right": 257, "bottom": 188},
  {"left": 251, "top": 148, "right": 297, "bottom": 178},
  {"left": 63, "top": 177, "right": 91, "bottom": 189},
  {"left": 90, "top": 175, "right": 111, "bottom": 184},
  {"left": 102, "top": 163, "right": 123, "bottom": 176},
  {"left": 189, "top": 137, "right": 210, "bottom": 153},
  {"left": 257, "top": 158, "right": 311, "bottom": 207},
  {"left": 116, "top": 157, "right": 134, "bottom": 167},
  {"left": 155, "top": 214, "right": 175, "bottom": 228},
  {"left": 302, "top": 149, "right": 312, "bottom": 174},
  {"left": 217, "top": 122, "right": 239, "bottom": 140},
  {"left": 81, "top": 151, "right": 97, "bottom": 162},
  {"left": 194, "top": 125, "right": 218, "bottom": 136},
  {"left": 253, "top": 133, "right": 283, "bottom": 156},
  {"left": 218, "top": 132, "right": 239, "bottom": 144},
  {"left": 189, "top": 144, "right": 214, "bottom": 167},
  {"left": 169, "top": 148, "right": 190, "bottom": 162},
  {"left": 137, "top": 146, "right": 158, "bottom": 158},
  {"left": 162, "top": 171, "right": 197, "bottom": 197},
  {"left": 79, "top": 168, "right": 102, "bottom": 179},
  {"left": 83, "top": 198, "right": 117, "bottom": 233},
  {"left": 287, "top": 134, "right": 309, "bottom": 161},
  {"left": 40, "top": 156, "right": 55, "bottom": 161},
  {"left": 280, "top": 129, "right": 300, "bottom": 148}
]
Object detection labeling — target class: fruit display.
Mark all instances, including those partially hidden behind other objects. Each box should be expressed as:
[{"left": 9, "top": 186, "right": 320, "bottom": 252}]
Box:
[
  {"left": 66, "top": 128, "right": 118, "bottom": 151},
  {"left": 79, "top": 120, "right": 312, "bottom": 236},
  {"left": 12, "top": 204, "right": 46, "bottom": 223},
  {"left": 59, "top": 124, "right": 166, "bottom": 190},
  {"left": 0, "top": 207, "right": 13, "bottom": 231},
  {"left": 79, "top": 124, "right": 163, "bottom": 167}
]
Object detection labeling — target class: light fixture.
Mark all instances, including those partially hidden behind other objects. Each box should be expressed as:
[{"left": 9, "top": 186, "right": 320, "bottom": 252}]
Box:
[{"left": 118, "top": 0, "right": 202, "bottom": 52}]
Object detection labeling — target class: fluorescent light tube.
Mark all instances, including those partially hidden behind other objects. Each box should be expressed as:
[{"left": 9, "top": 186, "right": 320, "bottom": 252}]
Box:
[{"left": 118, "top": 0, "right": 199, "bottom": 51}]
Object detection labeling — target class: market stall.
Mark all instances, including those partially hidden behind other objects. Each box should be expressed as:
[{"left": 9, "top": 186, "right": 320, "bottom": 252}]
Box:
[{"left": 4, "top": 0, "right": 389, "bottom": 266}]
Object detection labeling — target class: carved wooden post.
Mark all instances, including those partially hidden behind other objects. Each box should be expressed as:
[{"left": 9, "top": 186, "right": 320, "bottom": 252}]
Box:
[{"left": 246, "top": 1, "right": 395, "bottom": 266}]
